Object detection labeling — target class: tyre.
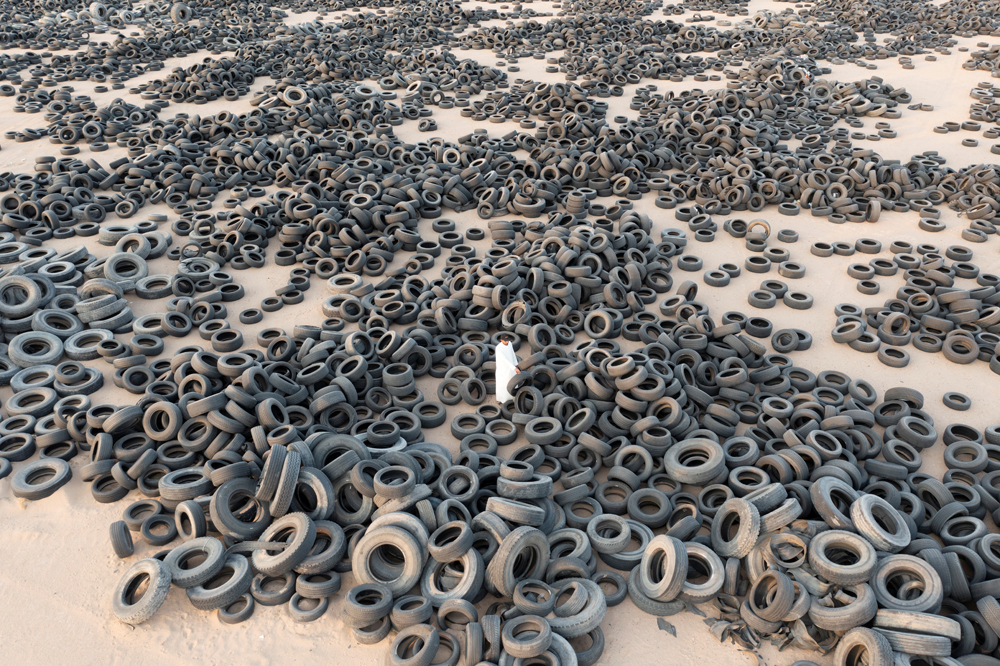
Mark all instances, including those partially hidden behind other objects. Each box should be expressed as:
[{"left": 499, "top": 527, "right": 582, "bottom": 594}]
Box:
[
  {"left": 218, "top": 594, "right": 254, "bottom": 625},
  {"left": 808, "top": 530, "right": 877, "bottom": 585},
  {"left": 808, "top": 583, "right": 877, "bottom": 631},
  {"left": 637, "top": 535, "right": 687, "bottom": 601},
  {"left": 678, "top": 543, "right": 724, "bottom": 603},
  {"left": 164, "top": 537, "right": 226, "bottom": 589},
  {"left": 487, "top": 526, "right": 550, "bottom": 598},
  {"left": 547, "top": 578, "right": 607, "bottom": 638},
  {"left": 353, "top": 526, "right": 424, "bottom": 596},
  {"left": 294, "top": 520, "right": 346, "bottom": 575},
  {"left": 170, "top": 2, "right": 191, "bottom": 23},
  {"left": 627, "top": 565, "right": 684, "bottom": 616},
  {"left": 710, "top": 498, "right": 760, "bottom": 558},
  {"left": 288, "top": 593, "right": 329, "bottom": 622},
  {"left": 251, "top": 572, "right": 296, "bottom": 606},
  {"left": 420, "top": 548, "right": 484, "bottom": 605},
  {"left": 296, "top": 571, "right": 342, "bottom": 599},
  {"left": 112, "top": 558, "right": 172, "bottom": 624},
  {"left": 833, "top": 628, "right": 893, "bottom": 666},
  {"left": 388, "top": 624, "right": 439, "bottom": 666},
  {"left": 10, "top": 458, "right": 71, "bottom": 500},
  {"left": 186, "top": 554, "right": 253, "bottom": 611},
  {"left": 175, "top": 499, "right": 207, "bottom": 541},
  {"left": 251, "top": 512, "right": 316, "bottom": 576},
  {"left": 110, "top": 520, "right": 134, "bottom": 559},
  {"left": 210, "top": 478, "right": 271, "bottom": 540}
]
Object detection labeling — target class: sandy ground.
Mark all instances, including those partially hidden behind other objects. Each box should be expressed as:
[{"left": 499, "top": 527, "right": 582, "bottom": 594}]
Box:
[{"left": 1, "top": 1, "right": 999, "bottom": 665}]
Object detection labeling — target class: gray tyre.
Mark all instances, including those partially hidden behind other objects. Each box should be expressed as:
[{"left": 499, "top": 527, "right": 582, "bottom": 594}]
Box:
[
  {"left": 252, "top": 512, "right": 316, "bottom": 576},
  {"left": 110, "top": 520, "right": 133, "bottom": 559},
  {"left": 112, "top": 558, "right": 172, "bottom": 625},
  {"left": 164, "top": 537, "right": 226, "bottom": 589},
  {"left": 186, "top": 554, "right": 253, "bottom": 611}
]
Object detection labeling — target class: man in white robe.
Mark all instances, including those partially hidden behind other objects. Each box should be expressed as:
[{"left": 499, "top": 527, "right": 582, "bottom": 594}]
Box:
[{"left": 494, "top": 334, "right": 519, "bottom": 403}]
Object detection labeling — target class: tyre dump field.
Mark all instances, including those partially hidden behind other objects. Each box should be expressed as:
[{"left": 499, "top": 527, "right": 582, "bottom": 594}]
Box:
[{"left": 2, "top": 1, "right": 1000, "bottom": 666}]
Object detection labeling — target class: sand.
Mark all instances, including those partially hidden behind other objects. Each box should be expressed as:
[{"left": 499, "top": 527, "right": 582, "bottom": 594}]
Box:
[{"left": 1, "top": 1, "right": 999, "bottom": 665}]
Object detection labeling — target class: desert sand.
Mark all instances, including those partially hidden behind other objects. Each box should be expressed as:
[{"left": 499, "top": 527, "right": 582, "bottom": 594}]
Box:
[{"left": 1, "top": 1, "right": 999, "bottom": 665}]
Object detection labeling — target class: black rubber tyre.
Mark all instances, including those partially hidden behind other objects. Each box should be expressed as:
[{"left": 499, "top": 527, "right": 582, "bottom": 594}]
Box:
[
  {"left": 164, "top": 536, "right": 227, "bottom": 589},
  {"left": 833, "top": 628, "right": 893, "bottom": 666},
  {"left": 296, "top": 571, "right": 342, "bottom": 599},
  {"left": 547, "top": 578, "right": 607, "bottom": 638},
  {"left": 288, "top": 593, "right": 329, "bottom": 622},
  {"left": 110, "top": 520, "right": 134, "bottom": 559},
  {"left": 851, "top": 494, "right": 909, "bottom": 553},
  {"left": 627, "top": 565, "right": 684, "bottom": 616},
  {"left": 218, "top": 593, "right": 255, "bottom": 625},
  {"left": 388, "top": 624, "right": 440, "bottom": 666},
  {"left": 482, "top": 614, "right": 502, "bottom": 661},
  {"left": 872, "top": 555, "right": 944, "bottom": 613},
  {"left": 428, "top": 520, "right": 474, "bottom": 562},
  {"left": 748, "top": 570, "right": 795, "bottom": 622},
  {"left": 112, "top": 558, "right": 173, "bottom": 625},
  {"left": 255, "top": 443, "right": 287, "bottom": 501},
  {"left": 591, "top": 571, "right": 627, "bottom": 607},
  {"left": 210, "top": 478, "right": 271, "bottom": 541},
  {"left": 808, "top": 530, "right": 877, "bottom": 585},
  {"left": 678, "top": 543, "right": 725, "bottom": 603},
  {"left": 251, "top": 512, "right": 317, "bottom": 576},
  {"left": 122, "top": 499, "right": 163, "bottom": 531},
  {"left": 344, "top": 583, "right": 393, "bottom": 626},
  {"left": 141, "top": 514, "right": 178, "bottom": 546},
  {"left": 10, "top": 458, "right": 71, "bottom": 500},
  {"left": 175, "top": 499, "right": 208, "bottom": 541},
  {"left": 294, "top": 520, "right": 347, "bottom": 574},
  {"left": 186, "top": 554, "right": 253, "bottom": 611},
  {"left": 353, "top": 526, "right": 424, "bottom": 596},
  {"left": 487, "top": 526, "right": 550, "bottom": 598},
  {"left": 637, "top": 535, "right": 687, "bottom": 601},
  {"left": 352, "top": 616, "right": 391, "bottom": 644},
  {"left": 391, "top": 596, "right": 434, "bottom": 630},
  {"left": 251, "top": 572, "right": 297, "bottom": 606},
  {"left": 710, "top": 498, "right": 760, "bottom": 558},
  {"left": 502, "top": 614, "right": 552, "bottom": 658},
  {"left": 269, "top": 450, "right": 301, "bottom": 518},
  {"left": 420, "top": 549, "right": 484, "bottom": 606},
  {"left": 514, "top": 580, "right": 556, "bottom": 615}
]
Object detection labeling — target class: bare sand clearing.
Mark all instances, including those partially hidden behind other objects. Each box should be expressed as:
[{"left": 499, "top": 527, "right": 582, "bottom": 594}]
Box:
[{"left": 2, "top": 1, "right": 999, "bottom": 665}]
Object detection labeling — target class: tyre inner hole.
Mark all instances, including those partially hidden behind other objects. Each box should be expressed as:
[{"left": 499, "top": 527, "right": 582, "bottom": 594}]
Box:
[
  {"left": 372, "top": 543, "right": 406, "bottom": 577},
  {"left": 824, "top": 546, "right": 861, "bottom": 566},
  {"left": 26, "top": 468, "right": 56, "bottom": 485},
  {"left": 296, "top": 597, "right": 321, "bottom": 611},
  {"left": 203, "top": 566, "right": 236, "bottom": 590},
  {"left": 752, "top": 578, "right": 778, "bottom": 610},
  {"left": 148, "top": 520, "right": 171, "bottom": 536},
  {"left": 178, "top": 551, "right": 207, "bottom": 571},
  {"left": 686, "top": 556, "right": 711, "bottom": 584},
  {"left": 637, "top": 498, "right": 662, "bottom": 515},
  {"left": 261, "top": 576, "right": 286, "bottom": 592},
  {"left": 648, "top": 551, "right": 665, "bottom": 584},
  {"left": 295, "top": 485, "right": 319, "bottom": 512},
  {"left": 124, "top": 573, "right": 151, "bottom": 605},
  {"left": 226, "top": 597, "right": 249, "bottom": 613},
  {"left": 885, "top": 571, "right": 926, "bottom": 600},
  {"left": 721, "top": 512, "right": 741, "bottom": 542},
  {"left": 621, "top": 533, "right": 644, "bottom": 554},
  {"left": 512, "top": 546, "right": 539, "bottom": 578},
  {"left": 230, "top": 492, "right": 263, "bottom": 522},
  {"left": 869, "top": 505, "right": 901, "bottom": 535},
  {"left": 602, "top": 487, "right": 626, "bottom": 503}
]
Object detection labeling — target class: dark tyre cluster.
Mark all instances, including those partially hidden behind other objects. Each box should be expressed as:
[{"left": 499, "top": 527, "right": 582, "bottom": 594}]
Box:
[{"left": 0, "top": 1, "right": 999, "bottom": 665}]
